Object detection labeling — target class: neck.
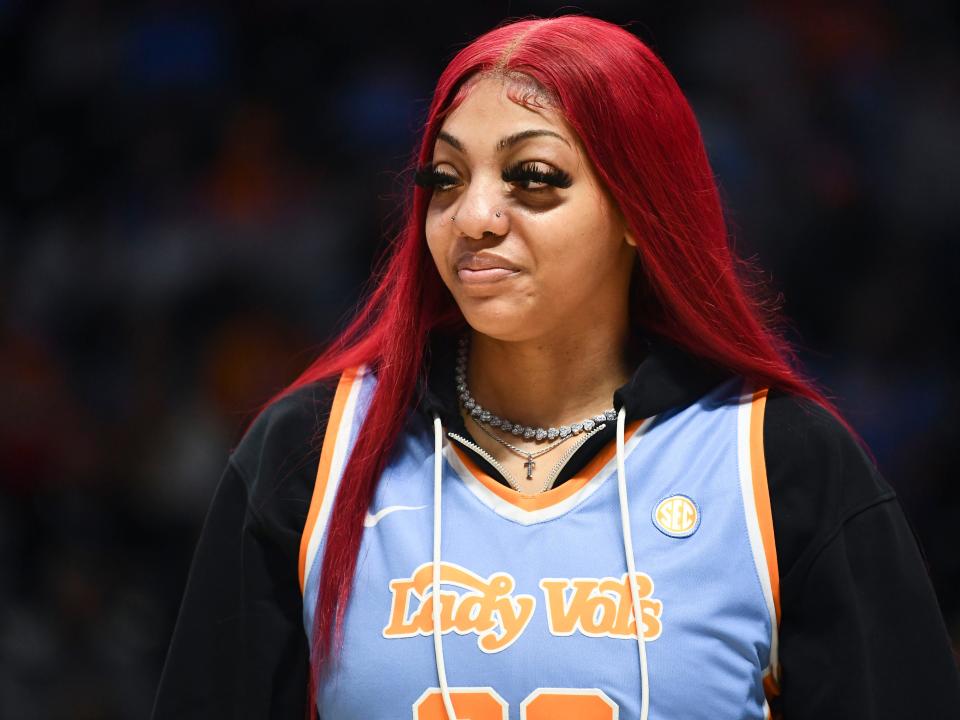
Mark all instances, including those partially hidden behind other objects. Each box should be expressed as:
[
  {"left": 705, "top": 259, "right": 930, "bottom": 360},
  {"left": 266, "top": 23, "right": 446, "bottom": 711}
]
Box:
[{"left": 465, "top": 322, "right": 636, "bottom": 429}]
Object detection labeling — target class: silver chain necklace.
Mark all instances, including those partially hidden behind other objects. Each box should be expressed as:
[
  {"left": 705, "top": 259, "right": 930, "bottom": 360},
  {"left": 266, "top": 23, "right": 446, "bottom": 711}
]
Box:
[
  {"left": 468, "top": 413, "right": 607, "bottom": 488},
  {"left": 456, "top": 335, "right": 617, "bottom": 440},
  {"left": 456, "top": 334, "right": 616, "bottom": 482}
]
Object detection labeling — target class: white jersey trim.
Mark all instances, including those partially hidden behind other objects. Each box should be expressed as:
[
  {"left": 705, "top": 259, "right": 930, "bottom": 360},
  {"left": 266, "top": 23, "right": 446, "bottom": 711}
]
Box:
[
  {"left": 737, "top": 383, "right": 781, "bottom": 688},
  {"left": 444, "top": 418, "right": 654, "bottom": 526}
]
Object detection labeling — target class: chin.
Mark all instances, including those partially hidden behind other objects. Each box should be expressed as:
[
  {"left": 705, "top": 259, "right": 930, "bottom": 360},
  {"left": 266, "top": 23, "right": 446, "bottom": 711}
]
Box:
[{"left": 459, "top": 304, "right": 539, "bottom": 344}]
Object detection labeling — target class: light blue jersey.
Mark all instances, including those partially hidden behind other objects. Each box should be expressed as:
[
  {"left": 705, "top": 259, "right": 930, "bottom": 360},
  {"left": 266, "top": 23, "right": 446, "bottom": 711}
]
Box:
[{"left": 300, "top": 366, "right": 780, "bottom": 719}]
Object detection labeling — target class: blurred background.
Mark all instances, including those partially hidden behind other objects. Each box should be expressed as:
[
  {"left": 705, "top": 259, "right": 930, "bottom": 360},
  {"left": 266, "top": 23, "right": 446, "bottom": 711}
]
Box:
[{"left": 1, "top": 1, "right": 958, "bottom": 717}]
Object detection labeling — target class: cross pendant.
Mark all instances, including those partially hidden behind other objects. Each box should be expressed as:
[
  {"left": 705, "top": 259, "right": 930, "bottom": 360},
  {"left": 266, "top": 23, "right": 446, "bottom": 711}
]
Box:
[{"left": 524, "top": 456, "right": 535, "bottom": 480}]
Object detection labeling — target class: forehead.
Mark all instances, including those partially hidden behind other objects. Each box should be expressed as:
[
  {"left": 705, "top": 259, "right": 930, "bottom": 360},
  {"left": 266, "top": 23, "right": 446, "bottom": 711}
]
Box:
[{"left": 436, "top": 77, "right": 576, "bottom": 154}]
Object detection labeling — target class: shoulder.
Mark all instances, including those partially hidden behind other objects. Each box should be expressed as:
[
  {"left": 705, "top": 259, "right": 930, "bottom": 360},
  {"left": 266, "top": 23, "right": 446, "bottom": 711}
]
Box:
[
  {"left": 231, "top": 380, "right": 339, "bottom": 477},
  {"left": 228, "top": 378, "right": 340, "bottom": 539},
  {"left": 761, "top": 391, "right": 960, "bottom": 714},
  {"left": 760, "top": 389, "right": 896, "bottom": 578}
]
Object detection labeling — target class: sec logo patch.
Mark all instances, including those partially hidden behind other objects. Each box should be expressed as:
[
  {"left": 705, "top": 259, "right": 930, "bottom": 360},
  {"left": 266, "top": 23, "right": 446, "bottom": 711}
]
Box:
[{"left": 652, "top": 494, "right": 700, "bottom": 538}]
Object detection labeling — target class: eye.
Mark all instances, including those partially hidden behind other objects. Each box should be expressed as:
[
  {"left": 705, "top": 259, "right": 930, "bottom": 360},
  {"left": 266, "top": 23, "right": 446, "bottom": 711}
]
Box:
[
  {"left": 414, "top": 164, "right": 460, "bottom": 191},
  {"left": 413, "top": 161, "right": 573, "bottom": 195},
  {"left": 502, "top": 161, "right": 572, "bottom": 191}
]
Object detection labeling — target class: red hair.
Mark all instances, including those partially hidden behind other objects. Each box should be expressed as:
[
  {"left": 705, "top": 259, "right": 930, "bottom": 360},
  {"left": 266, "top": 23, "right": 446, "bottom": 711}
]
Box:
[{"left": 267, "top": 14, "right": 849, "bottom": 700}]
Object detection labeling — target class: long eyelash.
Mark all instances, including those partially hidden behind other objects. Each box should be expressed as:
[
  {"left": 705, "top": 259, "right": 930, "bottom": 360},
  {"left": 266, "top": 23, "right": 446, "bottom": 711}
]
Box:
[
  {"left": 414, "top": 164, "right": 459, "bottom": 188},
  {"left": 413, "top": 162, "right": 573, "bottom": 191},
  {"left": 503, "top": 161, "right": 572, "bottom": 189}
]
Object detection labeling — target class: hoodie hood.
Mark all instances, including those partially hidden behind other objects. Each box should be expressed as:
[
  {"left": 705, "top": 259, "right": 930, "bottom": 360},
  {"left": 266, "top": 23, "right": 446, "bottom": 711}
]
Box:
[{"left": 415, "top": 330, "right": 732, "bottom": 433}]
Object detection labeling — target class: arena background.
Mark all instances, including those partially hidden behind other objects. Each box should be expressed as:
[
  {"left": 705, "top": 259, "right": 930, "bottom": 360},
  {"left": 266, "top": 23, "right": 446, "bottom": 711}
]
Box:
[{"left": 2, "top": 1, "right": 958, "bottom": 717}]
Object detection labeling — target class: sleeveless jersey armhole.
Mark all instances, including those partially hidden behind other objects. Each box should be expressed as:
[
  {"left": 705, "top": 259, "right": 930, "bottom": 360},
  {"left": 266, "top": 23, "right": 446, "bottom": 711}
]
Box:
[
  {"left": 737, "top": 385, "right": 782, "bottom": 711},
  {"left": 298, "top": 366, "right": 367, "bottom": 593}
]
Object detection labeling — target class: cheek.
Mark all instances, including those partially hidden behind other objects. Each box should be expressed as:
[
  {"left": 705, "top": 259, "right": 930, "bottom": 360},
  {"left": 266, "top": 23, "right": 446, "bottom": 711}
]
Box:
[
  {"left": 538, "top": 218, "right": 604, "bottom": 276},
  {"left": 534, "top": 215, "right": 615, "bottom": 286},
  {"left": 424, "top": 217, "right": 451, "bottom": 281}
]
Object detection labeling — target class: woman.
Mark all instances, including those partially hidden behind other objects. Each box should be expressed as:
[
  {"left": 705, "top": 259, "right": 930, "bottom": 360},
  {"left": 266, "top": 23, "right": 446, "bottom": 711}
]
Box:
[{"left": 153, "top": 15, "right": 960, "bottom": 720}]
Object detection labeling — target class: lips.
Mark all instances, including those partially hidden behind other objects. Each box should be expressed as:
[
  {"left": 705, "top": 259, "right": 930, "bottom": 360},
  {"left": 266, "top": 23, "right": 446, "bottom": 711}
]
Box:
[{"left": 455, "top": 252, "right": 521, "bottom": 284}]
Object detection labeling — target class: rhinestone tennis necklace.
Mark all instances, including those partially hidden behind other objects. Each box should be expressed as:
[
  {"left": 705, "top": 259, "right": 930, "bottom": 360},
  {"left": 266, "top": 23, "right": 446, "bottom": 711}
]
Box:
[{"left": 455, "top": 335, "right": 616, "bottom": 480}]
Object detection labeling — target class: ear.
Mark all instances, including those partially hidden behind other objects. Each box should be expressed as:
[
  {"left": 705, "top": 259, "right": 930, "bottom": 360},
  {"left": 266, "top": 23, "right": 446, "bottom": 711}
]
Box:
[{"left": 615, "top": 208, "right": 637, "bottom": 247}]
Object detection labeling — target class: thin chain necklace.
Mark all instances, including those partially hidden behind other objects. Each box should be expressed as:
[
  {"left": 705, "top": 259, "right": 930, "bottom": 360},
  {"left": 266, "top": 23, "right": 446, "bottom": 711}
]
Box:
[
  {"left": 468, "top": 413, "right": 606, "bottom": 490},
  {"left": 456, "top": 333, "right": 616, "bottom": 484}
]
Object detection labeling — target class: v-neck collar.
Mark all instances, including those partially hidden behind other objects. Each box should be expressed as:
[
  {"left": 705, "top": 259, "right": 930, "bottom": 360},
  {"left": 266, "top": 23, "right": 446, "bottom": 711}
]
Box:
[{"left": 445, "top": 418, "right": 651, "bottom": 525}]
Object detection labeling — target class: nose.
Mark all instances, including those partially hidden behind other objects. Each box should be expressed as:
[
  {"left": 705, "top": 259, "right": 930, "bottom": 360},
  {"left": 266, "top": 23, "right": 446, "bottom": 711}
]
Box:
[{"left": 451, "top": 176, "right": 509, "bottom": 240}]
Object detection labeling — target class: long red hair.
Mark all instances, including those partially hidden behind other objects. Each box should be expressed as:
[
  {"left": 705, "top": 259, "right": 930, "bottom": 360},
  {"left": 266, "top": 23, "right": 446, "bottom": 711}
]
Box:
[{"left": 267, "top": 14, "right": 846, "bottom": 698}]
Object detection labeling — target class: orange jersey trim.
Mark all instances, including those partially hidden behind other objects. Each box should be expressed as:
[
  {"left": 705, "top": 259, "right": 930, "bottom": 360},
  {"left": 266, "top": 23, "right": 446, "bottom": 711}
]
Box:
[
  {"left": 763, "top": 671, "right": 782, "bottom": 703},
  {"left": 298, "top": 366, "right": 362, "bottom": 593},
  {"left": 449, "top": 419, "right": 646, "bottom": 512},
  {"left": 749, "top": 388, "right": 781, "bottom": 627}
]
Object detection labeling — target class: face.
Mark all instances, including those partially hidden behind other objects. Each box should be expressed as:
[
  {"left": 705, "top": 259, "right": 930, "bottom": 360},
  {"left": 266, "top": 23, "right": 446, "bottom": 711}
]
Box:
[{"left": 423, "top": 76, "right": 637, "bottom": 344}]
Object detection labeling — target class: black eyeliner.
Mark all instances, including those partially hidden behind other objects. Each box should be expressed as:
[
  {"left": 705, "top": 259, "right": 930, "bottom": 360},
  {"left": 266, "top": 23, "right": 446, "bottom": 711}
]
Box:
[
  {"left": 502, "top": 161, "right": 572, "bottom": 189},
  {"left": 414, "top": 164, "right": 460, "bottom": 189},
  {"left": 413, "top": 161, "right": 572, "bottom": 191}
]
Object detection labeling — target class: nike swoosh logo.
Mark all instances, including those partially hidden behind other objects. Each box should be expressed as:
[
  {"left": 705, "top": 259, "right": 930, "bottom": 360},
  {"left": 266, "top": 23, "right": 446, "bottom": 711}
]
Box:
[{"left": 363, "top": 504, "right": 428, "bottom": 528}]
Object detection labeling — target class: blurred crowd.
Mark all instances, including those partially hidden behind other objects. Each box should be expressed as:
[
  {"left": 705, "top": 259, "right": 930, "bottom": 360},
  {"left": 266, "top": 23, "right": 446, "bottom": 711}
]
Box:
[{"left": 1, "top": 1, "right": 958, "bottom": 717}]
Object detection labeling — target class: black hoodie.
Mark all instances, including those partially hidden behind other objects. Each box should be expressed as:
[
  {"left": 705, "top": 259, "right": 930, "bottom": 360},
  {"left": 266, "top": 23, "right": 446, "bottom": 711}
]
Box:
[{"left": 152, "top": 333, "right": 960, "bottom": 719}]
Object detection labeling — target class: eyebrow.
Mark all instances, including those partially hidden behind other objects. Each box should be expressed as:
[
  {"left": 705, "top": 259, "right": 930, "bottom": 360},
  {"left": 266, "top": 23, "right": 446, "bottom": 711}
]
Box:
[{"left": 437, "top": 129, "right": 571, "bottom": 154}]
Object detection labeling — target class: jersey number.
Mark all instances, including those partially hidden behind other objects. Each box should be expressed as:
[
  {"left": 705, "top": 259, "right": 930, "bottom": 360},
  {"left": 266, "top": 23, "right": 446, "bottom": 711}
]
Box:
[{"left": 414, "top": 687, "right": 618, "bottom": 719}]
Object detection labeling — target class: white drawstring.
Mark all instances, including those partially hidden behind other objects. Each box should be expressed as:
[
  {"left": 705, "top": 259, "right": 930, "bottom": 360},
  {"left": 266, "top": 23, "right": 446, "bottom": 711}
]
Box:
[
  {"left": 616, "top": 406, "right": 650, "bottom": 720},
  {"left": 433, "top": 410, "right": 647, "bottom": 720},
  {"left": 432, "top": 415, "right": 459, "bottom": 720}
]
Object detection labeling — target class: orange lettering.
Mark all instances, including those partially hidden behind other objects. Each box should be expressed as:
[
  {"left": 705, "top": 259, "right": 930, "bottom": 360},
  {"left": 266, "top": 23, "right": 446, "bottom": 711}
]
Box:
[
  {"left": 541, "top": 573, "right": 662, "bottom": 640},
  {"left": 414, "top": 688, "right": 507, "bottom": 720},
  {"left": 539, "top": 579, "right": 579, "bottom": 635},
  {"left": 414, "top": 687, "right": 618, "bottom": 719},
  {"left": 580, "top": 589, "right": 618, "bottom": 635},
  {"left": 521, "top": 689, "right": 617, "bottom": 719},
  {"left": 383, "top": 563, "right": 536, "bottom": 653}
]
